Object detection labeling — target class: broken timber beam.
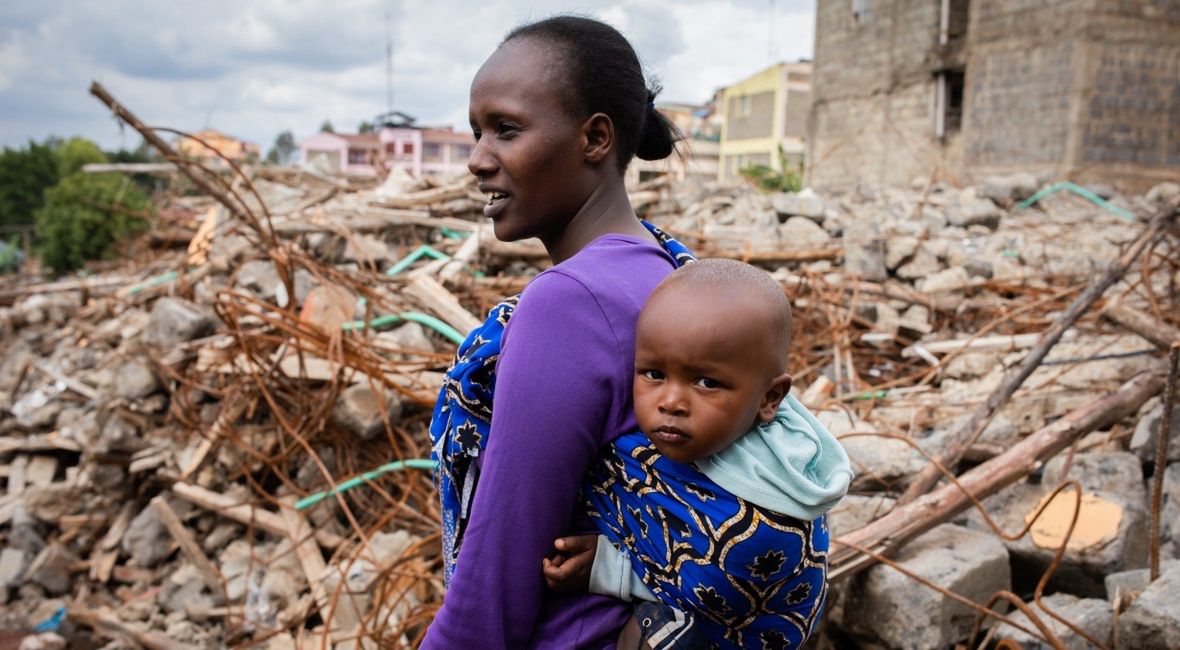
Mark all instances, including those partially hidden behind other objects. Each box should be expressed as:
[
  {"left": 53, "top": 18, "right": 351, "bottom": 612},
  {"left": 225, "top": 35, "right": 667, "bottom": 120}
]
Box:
[
  {"left": 1102, "top": 299, "right": 1180, "bottom": 350},
  {"left": 830, "top": 365, "right": 1166, "bottom": 580},
  {"left": 898, "top": 200, "right": 1178, "bottom": 503}
]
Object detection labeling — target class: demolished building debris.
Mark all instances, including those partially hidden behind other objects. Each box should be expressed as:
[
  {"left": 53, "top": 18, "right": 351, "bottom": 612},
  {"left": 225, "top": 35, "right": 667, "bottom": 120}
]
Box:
[{"left": 0, "top": 85, "right": 1178, "bottom": 649}]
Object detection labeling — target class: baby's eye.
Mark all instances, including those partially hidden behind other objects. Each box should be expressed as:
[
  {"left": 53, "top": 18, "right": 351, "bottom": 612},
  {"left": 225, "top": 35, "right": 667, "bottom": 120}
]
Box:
[
  {"left": 640, "top": 369, "right": 664, "bottom": 381},
  {"left": 694, "top": 377, "right": 721, "bottom": 389}
]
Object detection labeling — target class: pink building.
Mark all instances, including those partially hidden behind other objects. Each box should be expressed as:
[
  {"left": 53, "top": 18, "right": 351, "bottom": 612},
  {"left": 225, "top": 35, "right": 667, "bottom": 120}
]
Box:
[{"left": 299, "top": 125, "right": 473, "bottom": 178}]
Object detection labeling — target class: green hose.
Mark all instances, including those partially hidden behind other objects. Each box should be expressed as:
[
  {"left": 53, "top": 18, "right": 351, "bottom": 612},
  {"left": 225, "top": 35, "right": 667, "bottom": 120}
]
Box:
[
  {"left": 294, "top": 458, "right": 438, "bottom": 510},
  {"left": 341, "top": 310, "right": 466, "bottom": 345},
  {"left": 1016, "top": 181, "right": 1136, "bottom": 221}
]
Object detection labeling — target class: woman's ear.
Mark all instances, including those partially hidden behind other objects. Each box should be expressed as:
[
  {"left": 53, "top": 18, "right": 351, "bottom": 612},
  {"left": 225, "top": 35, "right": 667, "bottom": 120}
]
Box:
[
  {"left": 757, "top": 372, "right": 792, "bottom": 422},
  {"left": 582, "top": 113, "right": 614, "bottom": 164}
]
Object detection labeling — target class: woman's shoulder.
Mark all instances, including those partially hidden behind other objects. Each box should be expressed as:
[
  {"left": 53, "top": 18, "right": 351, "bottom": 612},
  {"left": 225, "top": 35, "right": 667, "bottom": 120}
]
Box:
[{"left": 539, "top": 234, "right": 674, "bottom": 295}]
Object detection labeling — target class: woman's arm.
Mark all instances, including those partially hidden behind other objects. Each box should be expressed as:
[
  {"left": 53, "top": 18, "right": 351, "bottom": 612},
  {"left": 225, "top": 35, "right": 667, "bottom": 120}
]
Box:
[{"left": 421, "top": 271, "right": 626, "bottom": 648}]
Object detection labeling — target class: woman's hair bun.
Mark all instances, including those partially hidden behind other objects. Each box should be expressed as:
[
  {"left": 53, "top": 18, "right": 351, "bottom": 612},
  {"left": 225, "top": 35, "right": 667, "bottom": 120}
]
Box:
[{"left": 635, "top": 85, "right": 682, "bottom": 162}]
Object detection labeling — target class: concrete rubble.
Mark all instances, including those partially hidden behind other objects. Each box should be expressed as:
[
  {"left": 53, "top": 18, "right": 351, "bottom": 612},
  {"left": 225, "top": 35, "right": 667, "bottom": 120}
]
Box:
[{"left": 0, "top": 108, "right": 1178, "bottom": 650}]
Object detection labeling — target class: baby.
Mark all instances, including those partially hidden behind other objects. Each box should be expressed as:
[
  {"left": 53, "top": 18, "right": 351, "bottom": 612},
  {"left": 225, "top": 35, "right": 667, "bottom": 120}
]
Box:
[{"left": 545, "top": 258, "right": 853, "bottom": 649}]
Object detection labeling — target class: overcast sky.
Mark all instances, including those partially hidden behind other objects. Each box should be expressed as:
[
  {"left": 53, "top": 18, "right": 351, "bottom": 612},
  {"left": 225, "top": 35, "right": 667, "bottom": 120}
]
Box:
[{"left": 0, "top": 1, "right": 814, "bottom": 154}]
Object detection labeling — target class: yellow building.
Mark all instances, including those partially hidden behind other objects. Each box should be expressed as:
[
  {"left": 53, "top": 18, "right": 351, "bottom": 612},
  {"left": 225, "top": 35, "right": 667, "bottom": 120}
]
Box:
[
  {"left": 176, "top": 129, "right": 261, "bottom": 165},
  {"left": 717, "top": 61, "right": 811, "bottom": 181}
]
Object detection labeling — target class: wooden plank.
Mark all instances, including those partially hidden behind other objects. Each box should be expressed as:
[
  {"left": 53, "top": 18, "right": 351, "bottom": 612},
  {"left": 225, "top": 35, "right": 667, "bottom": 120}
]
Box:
[
  {"left": 171, "top": 482, "right": 287, "bottom": 537},
  {"left": 25, "top": 455, "right": 57, "bottom": 487},
  {"left": 405, "top": 274, "right": 481, "bottom": 335},
  {"left": 1102, "top": 299, "right": 1180, "bottom": 350},
  {"left": 151, "top": 496, "right": 223, "bottom": 593},
  {"left": 7, "top": 455, "right": 27, "bottom": 496}
]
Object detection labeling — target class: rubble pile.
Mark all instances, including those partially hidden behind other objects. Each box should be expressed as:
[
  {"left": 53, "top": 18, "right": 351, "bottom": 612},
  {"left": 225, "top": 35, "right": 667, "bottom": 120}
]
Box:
[{"left": 0, "top": 91, "right": 1178, "bottom": 649}]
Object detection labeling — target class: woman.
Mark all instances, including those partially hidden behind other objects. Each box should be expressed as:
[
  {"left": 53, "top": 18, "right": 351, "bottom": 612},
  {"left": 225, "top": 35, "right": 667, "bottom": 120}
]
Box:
[{"left": 423, "top": 15, "right": 689, "bottom": 649}]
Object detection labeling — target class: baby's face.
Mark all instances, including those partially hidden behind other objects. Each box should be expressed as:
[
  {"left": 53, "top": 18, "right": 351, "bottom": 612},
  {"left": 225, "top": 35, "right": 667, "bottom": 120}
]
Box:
[{"left": 633, "top": 289, "right": 785, "bottom": 464}]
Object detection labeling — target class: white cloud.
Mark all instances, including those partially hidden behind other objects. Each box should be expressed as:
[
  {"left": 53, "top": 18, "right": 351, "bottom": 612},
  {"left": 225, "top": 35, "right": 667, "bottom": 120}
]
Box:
[{"left": 0, "top": 0, "right": 814, "bottom": 153}]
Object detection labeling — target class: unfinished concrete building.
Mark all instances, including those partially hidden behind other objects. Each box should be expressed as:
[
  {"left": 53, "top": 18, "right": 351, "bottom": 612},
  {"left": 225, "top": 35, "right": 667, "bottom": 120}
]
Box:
[{"left": 807, "top": 0, "right": 1180, "bottom": 193}]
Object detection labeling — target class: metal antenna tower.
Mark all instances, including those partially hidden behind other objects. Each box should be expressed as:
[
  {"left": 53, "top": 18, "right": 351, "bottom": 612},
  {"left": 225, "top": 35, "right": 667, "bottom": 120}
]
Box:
[{"left": 768, "top": 0, "right": 778, "bottom": 63}]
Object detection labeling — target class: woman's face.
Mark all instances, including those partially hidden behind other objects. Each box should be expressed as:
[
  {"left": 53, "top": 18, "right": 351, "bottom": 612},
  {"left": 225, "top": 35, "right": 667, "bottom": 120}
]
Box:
[{"left": 467, "top": 38, "right": 596, "bottom": 244}]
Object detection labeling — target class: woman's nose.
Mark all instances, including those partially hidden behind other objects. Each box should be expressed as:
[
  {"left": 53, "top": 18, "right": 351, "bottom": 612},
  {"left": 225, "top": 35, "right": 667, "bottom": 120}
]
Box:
[{"left": 467, "top": 138, "right": 495, "bottom": 178}]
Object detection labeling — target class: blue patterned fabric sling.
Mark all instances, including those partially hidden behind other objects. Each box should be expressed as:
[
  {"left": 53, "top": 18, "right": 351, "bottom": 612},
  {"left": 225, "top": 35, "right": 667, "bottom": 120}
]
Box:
[
  {"left": 584, "top": 433, "right": 830, "bottom": 649},
  {"left": 430, "top": 221, "right": 694, "bottom": 583}
]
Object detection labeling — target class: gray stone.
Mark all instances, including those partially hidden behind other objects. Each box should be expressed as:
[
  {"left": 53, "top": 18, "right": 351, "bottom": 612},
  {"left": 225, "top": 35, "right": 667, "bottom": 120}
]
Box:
[
  {"left": 1116, "top": 563, "right": 1180, "bottom": 649},
  {"left": 980, "top": 173, "right": 1040, "bottom": 203},
  {"left": 992, "top": 593, "right": 1111, "bottom": 649},
  {"left": 25, "top": 543, "right": 77, "bottom": 595},
  {"left": 948, "top": 199, "right": 1004, "bottom": 229},
  {"left": 0, "top": 548, "right": 30, "bottom": 589},
  {"left": 896, "top": 243, "right": 942, "bottom": 280},
  {"left": 917, "top": 266, "right": 970, "bottom": 294},
  {"left": 828, "top": 494, "right": 895, "bottom": 538},
  {"left": 777, "top": 216, "right": 831, "bottom": 246},
  {"left": 848, "top": 524, "right": 1010, "bottom": 649},
  {"left": 330, "top": 385, "right": 403, "bottom": 440},
  {"left": 1043, "top": 451, "right": 1146, "bottom": 504},
  {"left": 965, "top": 480, "right": 1147, "bottom": 596},
  {"left": 343, "top": 234, "right": 391, "bottom": 265},
  {"left": 122, "top": 502, "right": 172, "bottom": 567},
  {"left": 235, "top": 260, "right": 282, "bottom": 302},
  {"left": 114, "top": 357, "right": 161, "bottom": 400},
  {"left": 1162, "top": 463, "right": 1179, "bottom": 560},
  {"left": 963, "top": 257, "right": 994, "bottom": 279},
  {"left": 1130, "top": 401, "right": 1180, "bottom": 464},
  {"left": 843, "top": 227, "right": 888, "bottom": 281},
  {"left": 144, "top": 298, "right": 217, "bottom": 347},
  {"left": 159, "top": 563, "right": 213, "bottom": 614},
  {"left": 1105, "top": 560, "right": 1180, "bottom": 600},
  {"left": 771, "top": 188, "right": 825, "bottom": 221},
  {"left": 1144, "top": 181, "right": 1180, "bottom": 206},
  {"left": 884, "top": 235, "right": 920, "bottom": 270},
  {"left": 208, "top": 234, "right": 253, "bottom": 273},
  {"left": 944, "top": 351, "right": 1003, "bottom": 380}
]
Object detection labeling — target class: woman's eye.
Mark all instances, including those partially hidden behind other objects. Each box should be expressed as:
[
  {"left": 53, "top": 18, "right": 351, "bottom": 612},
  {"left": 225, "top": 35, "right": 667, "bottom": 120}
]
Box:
[
  {"left": 695, "top": 377, "right": 721, "bottom": 389},
  {"left": 472, "top": 129, "right": 482, "bottom": 141}
]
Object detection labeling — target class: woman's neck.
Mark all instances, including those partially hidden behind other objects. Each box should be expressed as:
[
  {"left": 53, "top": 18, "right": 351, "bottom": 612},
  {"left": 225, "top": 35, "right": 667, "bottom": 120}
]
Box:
[{"left": 542, "top": 180, "right": 657, "bottom": 264}]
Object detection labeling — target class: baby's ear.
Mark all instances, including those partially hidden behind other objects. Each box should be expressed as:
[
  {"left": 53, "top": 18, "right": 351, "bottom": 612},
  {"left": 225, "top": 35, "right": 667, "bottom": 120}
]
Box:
[{"left": 758, "top": 372, "right": 792, "bottom": 422}]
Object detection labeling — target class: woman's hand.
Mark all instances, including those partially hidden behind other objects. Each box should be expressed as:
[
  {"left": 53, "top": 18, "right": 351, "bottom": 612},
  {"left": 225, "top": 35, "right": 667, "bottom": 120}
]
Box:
[{"left": 542, "top": 535, "right": 597, "bottom": 592}]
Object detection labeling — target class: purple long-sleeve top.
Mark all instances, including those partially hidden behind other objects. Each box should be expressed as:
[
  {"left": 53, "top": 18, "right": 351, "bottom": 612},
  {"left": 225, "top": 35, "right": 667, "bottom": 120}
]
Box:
[{"left": 421, "top": 234, "right": 676, "bottom": 649}]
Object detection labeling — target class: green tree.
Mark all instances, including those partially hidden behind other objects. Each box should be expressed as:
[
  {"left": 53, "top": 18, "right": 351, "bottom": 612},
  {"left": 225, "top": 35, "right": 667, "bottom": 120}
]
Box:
[
  {"left": 319, "top": 120, "right": 335, "bottom": 133},
  {"left": 55, "top": 137, "right": 107, "bottom": 177},
  {"left": 0, "top": 140, "right": 59, "bottom": 228},
  {"left": 357, "top": 120, "right": 375, "bottom": 134},
  {"left": 266, "top": 130, "right": 298, "bottom": 165},
  {"left": 35, "top": 172, "right": 149, "bottom": 273}
]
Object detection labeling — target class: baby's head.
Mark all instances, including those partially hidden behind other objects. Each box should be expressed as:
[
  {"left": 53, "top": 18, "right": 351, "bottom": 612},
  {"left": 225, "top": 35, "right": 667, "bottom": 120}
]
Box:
[{"left": 634, "top": 259, "right": 794, "bottom": 463}]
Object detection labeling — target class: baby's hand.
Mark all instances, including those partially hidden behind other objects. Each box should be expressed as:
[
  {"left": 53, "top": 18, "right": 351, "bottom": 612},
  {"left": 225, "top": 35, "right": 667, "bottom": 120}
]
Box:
[{"left": 542, "top": 535, "right": 597, "bottom": 593}]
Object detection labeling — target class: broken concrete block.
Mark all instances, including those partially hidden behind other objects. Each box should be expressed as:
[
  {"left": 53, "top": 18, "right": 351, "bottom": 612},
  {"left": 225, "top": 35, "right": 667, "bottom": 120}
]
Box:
[
  {"left": 1162, "top": 463, "right": 1179, "bottom": 560},
  {"left": 114, "top": 357, "right": 161, "bottom": 400},
  {"left": 917, "top": 266, "right": 970, "bottom": 295},
  {"left": 980, "top": 173, "right": 1039, "bottom": 203},
  {"left": 992, "top": 593, "right": 1111, "bottom": 650},
  {"left": 843, "top": 219, "right": 888, "bottom": 280},
  {"left": 144, "top": 298, "right": 217, "bottom": 347},
  {"left": 847, "top": 524, "right": 1010, "bottom": 649},
  {"left": 159, "top": 563, "right": 214, "bottom": 615},
  {"left": 884, "top": 235, "right": 919, "bottom": 271},
  {"left": 963, "top": 257, "right": 994, "bottom": 279},
  {"left": 18, "top": 633, "right": 67, "bottom": 650},
  {"left": 1130, "top": 400, "right": 1180, "bottom": 465},
  {"left": 777, "top": 216, "right": 831, "bottom": 246},
  {"left": 343, "top": 234, "right": 391, "bottom": 265},
  {"left": 375, "top": 321, "right": 436, "bottom": 357},
  {"left": 1105, "top": 560, "right": 1180, "bottom": 601},
  {"left": 0, "top": 548, "right": 30, "bottom": 589},
  {"left": 966, "top": 480, "right": 1147, "bottom": 596},
  {"left": 25, "top": 543, "right": 77, "bottom": 595},
  {"left": 235, "top": 259, "right": 282, "bottom": 303},
  {"left": 771, "top": 188, "right": 825, "bottom": 221},
  {"left": 1116, "top": 562, "right": 1180, "bottom": 649},
  {"left": 1144, "top": 181, "right": 1180, "bottom": 206},
  {"left": 1042, "top": 451, "right": 1146, "bottom": 504},
  {"left": 896, "top": 243, "right": 942, "bottom": 280},
  {"left": 828, "top": 494, "right": 895, "bottom": 538},
  {"left": 330, "top": 384, "right": 403, "bottom": 440},
  {"left": 948, "top": 198, "right": 1003, "bottom": 229},
  {"left": 122, "top": 502, "right": 172, "bottom": 567}
]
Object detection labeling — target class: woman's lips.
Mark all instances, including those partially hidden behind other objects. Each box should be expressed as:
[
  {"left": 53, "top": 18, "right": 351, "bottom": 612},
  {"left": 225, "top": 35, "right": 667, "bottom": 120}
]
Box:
[
  {"left": 649, "top": 425, "right": 689, "bottom": 444},
  {"left": 483, "top": 192, "right": 510, "bottom": 219}
]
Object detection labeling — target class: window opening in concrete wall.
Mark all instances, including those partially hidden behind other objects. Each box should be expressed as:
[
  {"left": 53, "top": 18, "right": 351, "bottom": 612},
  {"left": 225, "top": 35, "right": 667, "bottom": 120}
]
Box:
[
  {"left": 424, "top": 142, "right": 441, "bottom": 157},
  {"left": 940, "top": 0, "right": 970, "bottom": 45},
  {"left": 402, "top": 142, "right": 414, "bottom": 156},
  {"left": 739, "top": 95, "right": 751, "bottom": 117},
  {"left": 454, "top": 144, "right": 472, "bottom": 159},
  {"left": 934, "top": 69, "right": 966, "bottom": 139},
  {"left": 851, "top": 0, "right": 870, "bottom": 25}
]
